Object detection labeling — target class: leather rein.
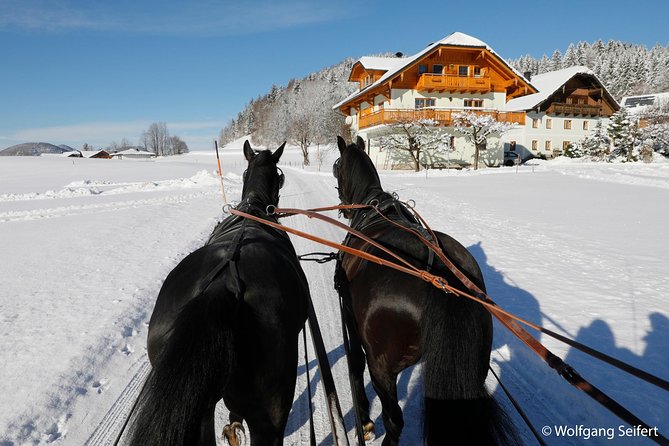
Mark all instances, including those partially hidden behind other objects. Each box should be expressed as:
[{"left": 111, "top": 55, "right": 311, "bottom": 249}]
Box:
[{"left": 230, "top": 201, "right": 669, "bottom": 445}]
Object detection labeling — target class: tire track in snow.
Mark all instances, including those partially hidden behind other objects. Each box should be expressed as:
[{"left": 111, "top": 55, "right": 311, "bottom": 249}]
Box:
[{"left": 83, "top": 356, "right": 151, "bottom": 446}]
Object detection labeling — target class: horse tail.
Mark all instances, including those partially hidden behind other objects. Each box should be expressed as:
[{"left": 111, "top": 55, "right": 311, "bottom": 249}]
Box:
[
  {"left": 128, "top": 291, "right": 236, "bottom": 446},
  {"left": 421, "top": 293, "right": 520, "bottom": 446}
]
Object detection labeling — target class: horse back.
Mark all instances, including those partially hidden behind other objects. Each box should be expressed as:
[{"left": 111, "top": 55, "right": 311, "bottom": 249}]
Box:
[{"left": 148, "top": 224, "right": 308, "bottom": 363}]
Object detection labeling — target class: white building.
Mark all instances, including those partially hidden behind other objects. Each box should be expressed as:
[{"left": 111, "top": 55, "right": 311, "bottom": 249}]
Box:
[
  {"left": 504, "top": 66, "right": 619, "bottom": 160},
  {"left": 334, "top": 32, "right": 534, "bottom": 169}
]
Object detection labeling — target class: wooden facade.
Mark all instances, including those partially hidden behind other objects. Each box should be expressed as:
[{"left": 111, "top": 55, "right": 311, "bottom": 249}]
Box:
[
  {"left": 359, "top": 109, "right": 525, "bottom": 130},
  {"left": 340, "top": 44, "right": 536, "bottom": 116},
  {"left": 534, "top": 75, "right": 617, "bottom": 117}
]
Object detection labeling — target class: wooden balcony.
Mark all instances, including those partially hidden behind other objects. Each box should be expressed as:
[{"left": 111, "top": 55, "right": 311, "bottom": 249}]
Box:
[
  {"left": 358, "top": 108, "right": 525, "bottom": 130},
  {"left": 417, "top": 74, "right": 491, "bottom": 93},
  {"left": 549, "top": 103, "right": 602, "bottom": 116}
]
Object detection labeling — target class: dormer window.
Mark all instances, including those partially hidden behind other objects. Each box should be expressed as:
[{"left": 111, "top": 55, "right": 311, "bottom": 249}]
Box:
[{"left": 362, "top": 74, "right": 374, "bottom": 88}]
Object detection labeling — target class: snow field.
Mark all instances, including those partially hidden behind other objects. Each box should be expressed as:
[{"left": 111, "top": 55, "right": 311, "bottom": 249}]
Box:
[{"left": 0, "top": 143, "right": 667, "bottom": 445}]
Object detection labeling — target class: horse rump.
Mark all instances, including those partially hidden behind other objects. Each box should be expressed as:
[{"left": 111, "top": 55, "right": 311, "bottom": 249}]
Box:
[
  {"left": 128, "top": 291, "right": 236, "bottom": 446},
  {"left": 421, "top": 291, "right": 520, "bottom": 446}
]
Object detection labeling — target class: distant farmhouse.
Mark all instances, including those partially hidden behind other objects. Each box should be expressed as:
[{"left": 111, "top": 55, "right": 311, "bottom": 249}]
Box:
[
  {"left": 109, "top": 147, "right": 156, "bottom": 160},
  {"left": 81, "top": 150, "right": 112, "bottom": 159},
  {"left": 335, "top": 32, "right": 620, "bottom": 168}
]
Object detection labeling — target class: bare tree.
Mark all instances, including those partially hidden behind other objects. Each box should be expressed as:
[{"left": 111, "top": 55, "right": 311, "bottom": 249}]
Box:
[
  {"left": 453, "top": 111, "right": 515, "bottom": 170},
  {"left": 143, "top": 122, "right": 170, "bottom": 156},
  {"left": 378, "top": 119, "right": 450, "bottom": 171},
  {"left": 168, "top": 135, "right": 189, "bottom": 155}
]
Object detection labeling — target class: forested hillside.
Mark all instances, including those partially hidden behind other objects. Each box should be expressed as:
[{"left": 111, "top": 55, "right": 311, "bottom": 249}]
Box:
[
  {"left": 219, "top": 40, "right": 669, "bottom": 155},
  {"left": 219, "top": 58, "right": 359, "bottom": 164},
  {"left": 509, "top": 40, "right": 669, "bottom": 99}
]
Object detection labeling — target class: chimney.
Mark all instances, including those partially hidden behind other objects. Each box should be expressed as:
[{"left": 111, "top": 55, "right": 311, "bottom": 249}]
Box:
[
  {"left": 524, "top": 71, "right": 532, "bottom": 81},
  {"left": 395, "top": 52, "right": 404, "bottom": 58}
]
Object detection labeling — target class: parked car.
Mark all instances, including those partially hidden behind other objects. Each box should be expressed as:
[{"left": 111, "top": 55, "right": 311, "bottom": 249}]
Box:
[{"left": 503, "top": 151, "right": 521, "bottom": 166}]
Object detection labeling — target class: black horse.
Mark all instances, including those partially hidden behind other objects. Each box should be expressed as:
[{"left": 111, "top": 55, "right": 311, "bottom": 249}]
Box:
[
  {"left": 333, "top": 136, "right": 519, "bottom": 446},
  {"left": 128, "top": 141, "right": 309, "bottom": 446}
]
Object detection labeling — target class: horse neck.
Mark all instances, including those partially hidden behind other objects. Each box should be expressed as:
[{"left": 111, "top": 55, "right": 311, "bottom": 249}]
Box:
[
  {"left": 347, "top": 170, "right": 383, "bottom": 205},
  {"left": 241, "top": 181, "right": 277, "bottom": 209}
]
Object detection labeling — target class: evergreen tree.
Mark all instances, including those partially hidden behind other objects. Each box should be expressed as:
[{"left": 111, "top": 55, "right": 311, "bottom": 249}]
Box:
[
  {"left": 582, "top": 119, "right": 611, "bottom": 161},
  {"left": 608, "top": 108, "right": 639, "bottom": 161},
  {"left": 563, "top": 43, "right": 579, "bottom": 67},
  {"left": 550, "top": 50, "right": 563, "bottom": 71}
]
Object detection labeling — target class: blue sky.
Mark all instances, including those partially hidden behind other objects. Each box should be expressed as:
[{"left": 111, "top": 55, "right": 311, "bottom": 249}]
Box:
[{"left": 1, "top": 0, "right": 667, "bottom": 152}]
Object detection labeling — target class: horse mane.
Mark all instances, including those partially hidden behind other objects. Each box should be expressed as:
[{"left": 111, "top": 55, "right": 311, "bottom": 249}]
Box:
[{"left": 341, "top": 143, "right": 383, "bottom": 203}]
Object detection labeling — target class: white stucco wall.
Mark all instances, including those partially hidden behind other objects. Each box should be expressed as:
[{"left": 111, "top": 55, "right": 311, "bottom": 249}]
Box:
[{"left": 501, "top": 111, "right": 611, "bottom": 158}]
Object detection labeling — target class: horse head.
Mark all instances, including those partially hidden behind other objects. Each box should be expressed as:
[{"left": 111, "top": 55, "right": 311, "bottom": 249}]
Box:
[
  {"left": 334, "top": 136, "right": 382, "bottom": 213},
  {"left": 241, "top": 140, "right": 285, "bottom": 207}
]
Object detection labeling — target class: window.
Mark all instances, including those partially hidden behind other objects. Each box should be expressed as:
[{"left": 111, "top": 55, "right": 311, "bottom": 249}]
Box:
[
  {"left": 546, "top": 118, "right": 553, "bottom": 129},
  {"left": 418, "top": 64, "right": 428, "bottom": 75},
  {"left": 459, "top": 65, "right": 469, "bottom": 77},
  {"left": 450, "top": 136, "right": 456, "bottom": 149},
  {"left": 532, "top": 140, "right": 538, "bottom": 150},
  {"left": 583, "top": 121, "right": 589, "bottom": 130},
  {"left": 473, "top": 66, "right": 482, "bottom": 77},
  {"left": 563, "top": 141, "right": 571, "bottom": 151},
  {"left": 432, "top": 64, "right": 443, "bottom": 74},
  {"left": 464, "top": 99, "right": 483, "bottom": 108},
  {"left": 509, "top": 141, "right": 516, "bottom": 151},
  {"left": 415, "top": 98, "right": 436, "bottom": 109},
  {"left": 362, "top": 74, "right": 374, "bottom": 88},
  {"left": 532, "top": 118, "right": 539, "bottom": 128},
  {"left": 545, "top": 141, "right": 551, "bottom": 151},
  {"left": 564, "top": 120, "right": 572, "bottom": 130},
  {"left": 566, "top": 97, "right": 574, "bottom": 104}
]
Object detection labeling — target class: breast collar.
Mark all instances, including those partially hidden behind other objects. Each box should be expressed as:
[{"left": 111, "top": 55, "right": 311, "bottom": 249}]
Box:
[
  {"left": 343, "top": 192, "right": 438, "bottom": 272},
  {"left": 206, "top": 198, "right": 288, "bottom": 245},
  {"left": 349, "top": 192, "right": 420, "bottom": 234}
]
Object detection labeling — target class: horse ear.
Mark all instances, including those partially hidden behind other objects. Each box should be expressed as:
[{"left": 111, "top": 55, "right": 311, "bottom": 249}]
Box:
[
  {"left": 272, "top": 142, "right": 286, "bottom": 163},
  {"left": 337, "top": 136, "right": 347, "bottom": 154},
  {"left": 356, "top": 136, "right": 366, "bottom": 151},
  {"left": 243, "top": 140, "right": 255, "bottom": 161}
]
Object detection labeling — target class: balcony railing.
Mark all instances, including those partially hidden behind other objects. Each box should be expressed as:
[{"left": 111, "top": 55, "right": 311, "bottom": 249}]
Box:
[
  {"left": 358, "top": 108, "right": 525, "bottom": 130},
  {"left": 550, "top": 103, "right": 602, "bottom": 116},
  {"left": 417, "top": 74, "right": 491, "bottom": 92}
]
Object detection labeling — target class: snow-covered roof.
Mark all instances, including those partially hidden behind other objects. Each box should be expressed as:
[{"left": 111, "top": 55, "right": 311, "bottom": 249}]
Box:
[
  {"left": 356, "top": 56, "right": 406, "bottom": 72},
  {"left": 620, "top": 92, "right": 669, "bottom": 114},
  {"left": 80, "top": 150, "right": 109, "bottom": 158},
  {"left": 111, "top": 148, "right": 155, "bottom": 156},
  {"left": 505, "top": 66, "right": 615, "bottom": 111},
  {"left": 335, "top": 31, "right": 535, "bottom": 110}
]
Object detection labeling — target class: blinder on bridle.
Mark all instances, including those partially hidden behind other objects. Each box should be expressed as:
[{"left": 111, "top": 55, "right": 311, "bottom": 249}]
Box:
[
  {"left": 242, "top": 167, "right": 285, "bottom": 189},
  {"left": 332, "top": 158, "right": 341, "bottom": 179}
]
